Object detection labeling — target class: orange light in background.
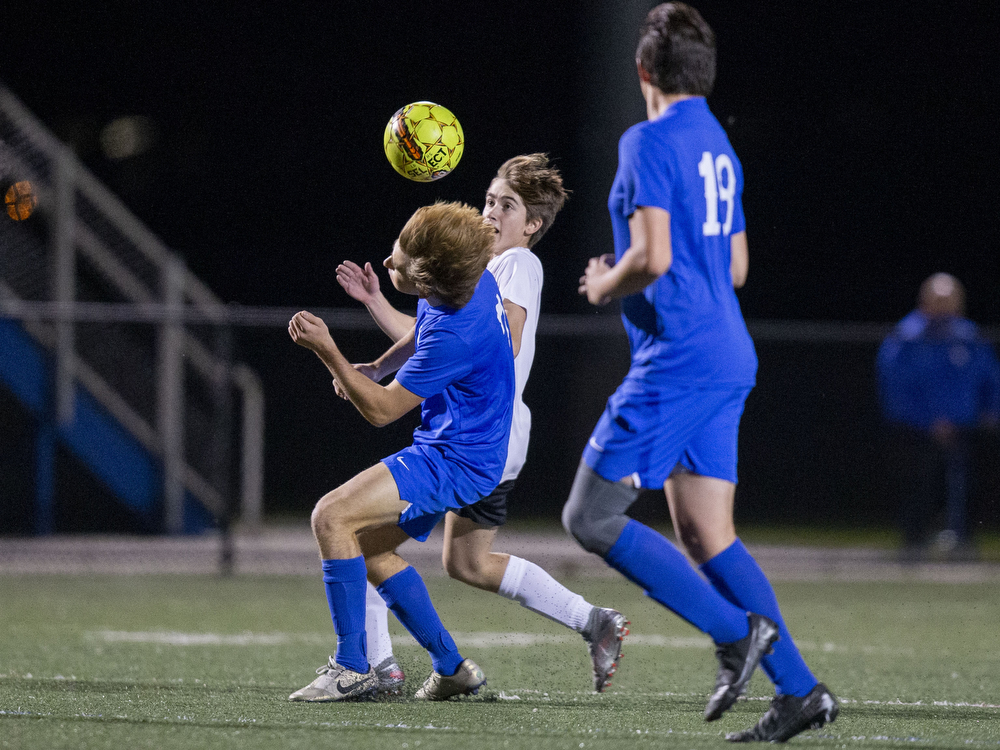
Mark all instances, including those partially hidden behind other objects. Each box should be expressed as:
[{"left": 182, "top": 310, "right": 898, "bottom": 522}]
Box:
[
  {"left": 100, "top": 116, "right": 157, "bottom": 161},
  {"left": 4, "top": 180, "right": 37, "bottom": 221}
]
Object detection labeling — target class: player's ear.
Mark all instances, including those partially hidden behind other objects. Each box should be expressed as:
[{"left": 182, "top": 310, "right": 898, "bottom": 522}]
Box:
[
  {"left": 524, "top": 217, "right": 543, "bottom": 238},
  {"left": 636, "top": 59, "right": 652, "bottom": 84}
]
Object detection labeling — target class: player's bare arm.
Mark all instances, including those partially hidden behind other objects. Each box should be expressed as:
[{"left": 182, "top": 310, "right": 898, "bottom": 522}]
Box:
[
  {"left": 502, "top": 298, "right": 527, "bottom": 357},
  {"left": 289, "top": 310, "right": 422, "bottom": 427},
  {"left": 579, "top": 205, "right": 672, "bottom": 305},
  {"left": 336, "top": 259, "right": 416, "bottom": 342},
  {"left": 730, "top": 231, "right": 748, "bottom": 288},
  {"left": 332, "top": 362, "right": 379, "bottom": 401},
  {"left": 333, "top": 328, "right": 416, "bottom": 400},
  {"left": 369, "top": 325, "right": 417, "bottom": 379}
]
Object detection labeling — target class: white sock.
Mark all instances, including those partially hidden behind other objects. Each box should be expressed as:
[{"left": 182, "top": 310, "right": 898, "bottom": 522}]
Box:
[
  {"left": 365, "top": 581, "right": 395, "bottom": 666},
  {"left": 497, "top": 555, "right": 594, "bottom": 632}
]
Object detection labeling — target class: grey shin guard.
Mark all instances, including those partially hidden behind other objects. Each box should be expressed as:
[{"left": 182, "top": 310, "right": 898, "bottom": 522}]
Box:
[{"left": 562, "top": 460, "right": 641, "bottom": 557}]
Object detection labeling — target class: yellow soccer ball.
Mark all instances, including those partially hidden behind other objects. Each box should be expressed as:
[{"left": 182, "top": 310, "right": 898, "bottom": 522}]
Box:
[{"left": 383, "top": 102, "right": 464, "bottom": 182}]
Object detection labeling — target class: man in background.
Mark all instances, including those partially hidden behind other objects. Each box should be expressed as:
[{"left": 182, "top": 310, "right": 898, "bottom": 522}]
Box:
[{"left": 877, "top": 273, "right": 1000, "bottom": 561}]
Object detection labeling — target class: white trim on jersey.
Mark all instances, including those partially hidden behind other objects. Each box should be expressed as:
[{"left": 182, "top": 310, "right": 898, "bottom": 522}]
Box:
[{"left": 487, "top": 247, "right": 543, "bottom": 483}]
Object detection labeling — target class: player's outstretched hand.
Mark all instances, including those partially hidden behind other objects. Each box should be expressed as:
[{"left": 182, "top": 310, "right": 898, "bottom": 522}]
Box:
[
  {"left": 579, "top": 254, "right": 615, "bottom": 306},
  {"left": 288, "top": 310, "right": 333, "bottom": 353},
  {"left": 336, "top": 260, "right": 381, "bottom": 305},
  {"left": 333, "top": 363, "right": 378, "bottom": 400}
]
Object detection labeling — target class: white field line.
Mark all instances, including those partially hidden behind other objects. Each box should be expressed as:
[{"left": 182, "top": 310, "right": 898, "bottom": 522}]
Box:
[
  {"left": 0, "top": 708, "right": 797, "bottom": 743},
  {"left": 87, "top": 630, "right": 709, "bottom": 648},
  {"left": 494, "top": 690, "right": 1000, "bottom": 710},
  {"left": 86, "top": 629, "right": 915, "bottom": 656},
  {"left": 2, "top": 706, "right": 999, "bottom": 748}
]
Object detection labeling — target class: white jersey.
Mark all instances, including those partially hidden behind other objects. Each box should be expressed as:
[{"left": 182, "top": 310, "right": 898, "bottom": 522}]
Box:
[{"left": 487, "top": 246, "right": 542, "bottom": 482}]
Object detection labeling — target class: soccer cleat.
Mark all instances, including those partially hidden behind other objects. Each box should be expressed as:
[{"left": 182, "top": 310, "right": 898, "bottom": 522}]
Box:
[
  {"left": 373, "top": 656, "right": 406, "bottom": 697},
  {"left": 704, "top": 613, "right": 780, "bottom": 721},
  {"left": 288, "top": 656, "right": 377, "bottom": 702},
  {"left": 582, "top": 607, "right": 630, "bottom": 692},
  {"left": 726, "top": 683, "right": 839, "bottom": 742},
  {"left": 414, "top": 658, "right": 486, "bottom": 700}
]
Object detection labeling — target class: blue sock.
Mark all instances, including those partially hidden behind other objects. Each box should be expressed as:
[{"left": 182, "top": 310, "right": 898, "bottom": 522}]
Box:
[
  {"left": 605, "top": 520, "right": 749, "bottom": 644},
  {"left": 321, "top": 557, "right": 369, "bottom": 674},
  {"left": 377, "top": 566, "right": 464, "bottom": 676},
  {"left": 701, "top": 539, "right": 817, "bottom": 696}
]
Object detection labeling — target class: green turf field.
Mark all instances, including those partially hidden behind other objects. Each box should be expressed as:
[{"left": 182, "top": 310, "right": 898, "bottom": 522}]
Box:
[{"left": 1, "top": 573, "right": 997, "bottom": 749}]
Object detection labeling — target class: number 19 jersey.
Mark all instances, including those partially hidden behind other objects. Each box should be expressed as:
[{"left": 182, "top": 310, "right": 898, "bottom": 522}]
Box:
[{"left": 608, "top": 96, "right": 756, "bottom": 388}]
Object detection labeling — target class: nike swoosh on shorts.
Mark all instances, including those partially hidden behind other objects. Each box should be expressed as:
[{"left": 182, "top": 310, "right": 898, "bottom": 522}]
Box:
[
  {"left": 588, "top": 437, "right": 604, "bottom": 453},
  {"left": 396, "top": 457, "right": 410, "bottom": 470}
]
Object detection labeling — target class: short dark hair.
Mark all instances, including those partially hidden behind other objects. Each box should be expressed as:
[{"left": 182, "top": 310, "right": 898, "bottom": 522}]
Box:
[
  {"left": 636, "top": 3, "right": 716, "bottom": 96},
  {"left": 495, "top": 153, "right": 569, "bottom": 248},
  {"left": 398, "top": 201, "right": 495, "bottom": 308}
]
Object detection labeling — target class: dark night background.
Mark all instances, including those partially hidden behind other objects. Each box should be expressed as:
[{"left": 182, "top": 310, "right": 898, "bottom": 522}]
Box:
[{"left": 2, "top": 1, "right": 999, "bottom": 528}]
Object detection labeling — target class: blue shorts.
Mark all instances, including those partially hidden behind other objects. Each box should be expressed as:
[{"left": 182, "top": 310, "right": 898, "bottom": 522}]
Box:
[
  {"left": 382, "top": 443, "right": 493, "bottom": 542},
  {"left": 582, "top": 379, "right": 751, "bottom": 489}
]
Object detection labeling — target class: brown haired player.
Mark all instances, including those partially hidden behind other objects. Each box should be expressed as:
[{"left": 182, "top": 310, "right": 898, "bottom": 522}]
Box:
[{"left": 564, "top": 4, "right": 837, "bottom": 741}]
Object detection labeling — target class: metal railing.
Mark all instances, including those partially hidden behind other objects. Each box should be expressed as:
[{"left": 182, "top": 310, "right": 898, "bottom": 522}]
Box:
[{"left": 0, "top": 82, "right": 264, "bottom": 533}]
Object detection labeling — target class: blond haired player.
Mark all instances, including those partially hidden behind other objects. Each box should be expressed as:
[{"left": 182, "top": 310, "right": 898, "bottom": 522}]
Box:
[
  {"left": 336, "top": 155, "right": 629, "bottom": 696},
  {"left": 288, "top": 201, "right": 511, "bottom": 702}
]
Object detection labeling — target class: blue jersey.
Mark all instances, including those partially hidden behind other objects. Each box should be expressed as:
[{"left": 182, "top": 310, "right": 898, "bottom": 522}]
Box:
[
  {"left": 608, "top": 97, "right": 756, "bottom": 388},
  {"left": 876, "top": 310, "right": 1000, "bottom": 430},
  {"left": 395, "top": 270, "right": 515, "bottom": 493}
]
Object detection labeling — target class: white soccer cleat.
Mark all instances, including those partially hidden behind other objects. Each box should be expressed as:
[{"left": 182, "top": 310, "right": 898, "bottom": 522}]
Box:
[
  {"left": 414, "top": 658, "right": 486, "bottom": 700},
  {"left": 288, "top": 656, "right": 377, "bottom": 702}
]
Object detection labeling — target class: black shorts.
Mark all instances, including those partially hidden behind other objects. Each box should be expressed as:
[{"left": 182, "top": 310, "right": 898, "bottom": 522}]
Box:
[{"left": 455, "top": 479, "right": 515, "bottom": 528}]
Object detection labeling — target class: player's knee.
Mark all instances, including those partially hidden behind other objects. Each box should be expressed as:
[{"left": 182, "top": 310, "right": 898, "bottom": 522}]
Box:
[
  {"left": 442, "top": 547, "right": 487, "bottom": 588},
  {"left": 562, "top": 503, "right": 614, "bottom": 556},
  {"left": 563, "top": 462, "right": 636, "bottom": 557},
  {"left": 561, "top": 495, "right": 584, "bottom": 544},
  {"left": 310, "top": 489, "right": 349, "bottom": 540},
  {"left": 562, "top": 489, "right": 609, "bottom": 557},
  {"left": 674, "top": 526, "right": 704, "bottom": 562},
  {"left": 562, "top": 462, "right": 589, "bottom": 539},
  {"left": 441, "top": 546, "right": 464, "bottom": 580},
  {"left": 309, "top": 500, "right": 333, "bottom": 541},
  {"left": 443, "top": 555, "right": 476, "bottom": 586},
  {"left": 675, "top": 523, "right": 736, "bottom": 565}
]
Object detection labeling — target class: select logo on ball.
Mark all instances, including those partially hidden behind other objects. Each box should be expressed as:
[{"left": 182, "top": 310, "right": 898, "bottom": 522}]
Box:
[{"left": 384, "top": 102, "right": 464, "bottom": 182}]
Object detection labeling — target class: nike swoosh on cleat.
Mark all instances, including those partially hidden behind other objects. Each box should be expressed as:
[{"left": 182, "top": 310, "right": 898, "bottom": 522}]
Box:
[{"left": 336, "top": 678, "right": 369, "bottom": 695}]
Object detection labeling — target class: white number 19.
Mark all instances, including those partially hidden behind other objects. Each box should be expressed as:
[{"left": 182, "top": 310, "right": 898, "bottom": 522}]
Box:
[{"left": 698, "top": 151, "right": 735, "bottom": 237}]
